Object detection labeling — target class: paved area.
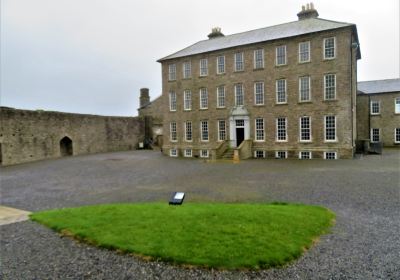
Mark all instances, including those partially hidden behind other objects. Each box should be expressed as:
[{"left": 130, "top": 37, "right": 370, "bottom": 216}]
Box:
[
  {"left": 0, "top": 206, "right": 31, "bottom": 226},
  {"left": 1, "top": 149, "right": 399, "bottom": 279}
]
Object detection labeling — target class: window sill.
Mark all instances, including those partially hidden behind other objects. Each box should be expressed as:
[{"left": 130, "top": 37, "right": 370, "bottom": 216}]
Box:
[
  {"left": 275, "top": 140, "right": 288, "bottom": 143},
  {"left": 199, "top": 75, "right": 208, "bottom": 78},
  {"left": 254, "top": 104, "right": 265, "bottom": 107},
  {"left": 299, "top": 140, "right": 313, "bottom": 143},
  {"left": 323, "top": 57, "right": 336, "bottom": 61},
  {"left": 324, "top": 140, "right": 338, "bottom": 143},
  {"left": 253, "top": 67, "right": 264, "bottom": 71},
  {"left": 183, "top": 109, "right": 192, "bottom": 112},
  {"left": 275, "top": 64, "right": 287, "bottom": 67},
  {"left": 182, "top": 77, "right": 192, "bottom": 80},
  {"left": 216, "top": 73, "right": 226, "bottom": 76},
  {"left": 168, "top": 80, "right": 176, "bottom": 82},
  {"left": 199, "top": 108, "right": 208, "bottom": 111},
  {"left": 298, "top": 101, "right": 312, "bottom": 104},
  {"left": 298, "top": 60, "right": 311, "bottom": 64},
  {"left": 275, "top": 102, "right": 288, "bottom": 105},
  {"left": 323, "top": 99, "right": 338, "bottom": 102},
  {"left": 234, "top": 70, "right": 245, "bottom": 73}
]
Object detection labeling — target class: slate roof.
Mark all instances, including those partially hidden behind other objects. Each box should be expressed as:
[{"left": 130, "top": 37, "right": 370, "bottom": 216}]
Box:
[
  {"left": 158, "top": 17, "right": 360, "bottom": 62},
  {"left": 358, "top": 79, "right": 400, "bottom": 94}
]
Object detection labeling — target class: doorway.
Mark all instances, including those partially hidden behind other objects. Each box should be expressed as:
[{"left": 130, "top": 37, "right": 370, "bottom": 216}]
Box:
[
  {"left": 235, "top": 119, "right": 245, "bottom": 147},
  {"left": 60, "top": 136, "right": 73, "bottom": 156}
]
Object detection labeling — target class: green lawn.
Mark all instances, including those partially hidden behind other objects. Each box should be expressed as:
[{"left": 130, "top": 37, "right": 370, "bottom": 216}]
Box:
[{"left": 31, "top": 203, "right": 335, "bottom": 269}]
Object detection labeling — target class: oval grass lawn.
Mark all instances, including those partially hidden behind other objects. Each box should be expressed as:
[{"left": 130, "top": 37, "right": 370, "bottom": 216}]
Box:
[{"left": 30, "top": 203, "right": 335, "bottom": 269}]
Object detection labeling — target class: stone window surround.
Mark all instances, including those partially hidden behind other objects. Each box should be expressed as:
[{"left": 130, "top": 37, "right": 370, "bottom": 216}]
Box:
[
  {"left": 184, "top": 121, "right": 192, "bottom": 142},
  {"left": 276, "top": 117, "right": 288, "bottom": 142},
  {"left": 276, "top": 45, "right": 287, "bottom": 66},
  {"left": 217, "top": 55, "right": 225, "bottom": 74},
  {"left": 299, "top": 116, "right": 312, "bottom": 142},
  {"left": 170, "top": 122, "right": 177, "bottom": 142},
  {"left": 324, "top": 115, "right": 337, "bottom": 142},
  {"left": 395, "top": 97, "right": 400, "bottom": 114},
  {"left": 169, "top": 148, "right": 178, "bottom": 157},
  {"left": 324, "top": 151, "right": 337, "bottom": 159},
  {"left": 199, "top": 88, "right": 208, "bottom": 109},
  {"left": 370, "top": 100, "right": 380, "bottom": 115},
  {"left": 168, "top": 64, "right": 176, "bottom": 81},
  {"left": 183, "top": 61, "right": 192, "bottom": 79},
  {"left": 275, "top": 151, "right": 288, "bottom": 159},
  {"left": 324, "top": 73, "right": 336, "bottom": 100},
  {"left": 184, "top": 149, "right": 192, "bottom": 157},
  {"left": 217, "top": 120, "right": 226, "bottom": 141},
  {"left": 255, "top": 118, "right": 265, "bottom": 141},
  {"left": 254, "top": 81, "right": 265, "bottom": 105},
  {"left": 276, "top": 79, "right": 287, "bottom": 104},
  {"left": 200, "top": 149, "right": 209, "bottom": 158},
  {"left": 253, "top": 49, "right": 264, "bottom": 69},
  {"left": 370, "top": 128, "right": 380, "bottom": 143},
  {"left": 217, "top": 86, "right": 225, "bottom": 108},
  {"left": 299, "top": 151, "right": 312, "bottom": 159},
  {"left": 234, "top": 52, "right": 244, "bottom": 72},
  {"left": 395, "top": 128, "right": 400, "bottom": 143},
  {"left": 199, "top": 58, "right": 208, "bottom": 77},
  {"left": 200, "top": 120, "right": 209, "bottom": 142},
  {"left": 169, "top": 91, "right": 177, "bottom": 111},
  {"left": 298, "top": 41, "right": 311, "bottom": 63},
  {"left": 323, "top": 37, "right": 336, "bottom": 60},
  {"left": 183, "top": 90, "right": 192, "bottom": 111},
  {"left": 299, "top": 76, "right": 311, "bottom": 102}
]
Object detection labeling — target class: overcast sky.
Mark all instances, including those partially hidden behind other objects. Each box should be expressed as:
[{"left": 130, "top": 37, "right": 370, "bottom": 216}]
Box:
[{"left": 1, "top": 0, "right": 399, "bottom": 116}]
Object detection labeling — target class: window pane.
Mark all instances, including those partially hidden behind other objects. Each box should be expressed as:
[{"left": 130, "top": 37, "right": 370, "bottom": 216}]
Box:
[
  {"left": 324, "top": 38, "right": 335, "bottom": 59},
  {"left": 299, "top": 76, "right": 310, "bottom": 101},
  {"left": 235, "top": 84, "right": 244, "bottom": 106},
  {"left": 325, "top": 74, "right": 336, "bottom": 100},
  {"left": 254, "top": 82, "right": 264, "bottom": 105},
  {"left": 217, "top": 86, "right": 225, "bottom": 107},
  {"left": 276, "top": 79, "right": 287, "bottom": 103}
]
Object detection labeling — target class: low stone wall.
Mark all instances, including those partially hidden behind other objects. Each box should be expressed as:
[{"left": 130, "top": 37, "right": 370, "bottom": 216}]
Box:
[{"left": 0, "top": 107, "right": 144, "bottom": 166}]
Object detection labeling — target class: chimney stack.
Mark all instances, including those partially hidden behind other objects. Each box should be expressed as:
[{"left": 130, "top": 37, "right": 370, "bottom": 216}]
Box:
[
  {"left": 140, "top": 88, "right": 150, "bottom": 108},
  {"left": 208, "top": 27, "right": 225, "bottom": 39},
  {"left": 297, "top": 2, "right": 319, "bottom": 20}
]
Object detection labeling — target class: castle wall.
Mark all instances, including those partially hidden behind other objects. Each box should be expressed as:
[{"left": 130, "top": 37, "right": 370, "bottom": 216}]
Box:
[{"left": 0, "top": 107, "right": 143, "bottom": 166}]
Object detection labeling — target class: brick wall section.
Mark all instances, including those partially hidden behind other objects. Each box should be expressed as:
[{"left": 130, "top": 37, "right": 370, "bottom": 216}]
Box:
[
  {"left": 160, "top": 27, "right": 358, "bottom": 159},
  {"left": 0, "top": 107, "right": 144, "bottom": 166}
]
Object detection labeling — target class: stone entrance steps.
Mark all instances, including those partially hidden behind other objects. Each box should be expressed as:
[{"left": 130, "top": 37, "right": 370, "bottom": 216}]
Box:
[{"left": 222, "top": 149, "right": 235, "bottom": 159}]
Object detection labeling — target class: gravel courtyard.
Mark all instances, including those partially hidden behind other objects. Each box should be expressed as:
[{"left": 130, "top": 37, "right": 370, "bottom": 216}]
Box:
[{"left": 1, "top": 150, "right": 399, "bottom": 279}]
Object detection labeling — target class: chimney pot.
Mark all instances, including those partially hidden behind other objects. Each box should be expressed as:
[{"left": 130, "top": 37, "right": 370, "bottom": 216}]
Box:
[
  {"left": 297, "top": 3, "right": 319, "bottom": 20},
  {"left": 208, "top": 27, "right": 225, "bottom": 39}
]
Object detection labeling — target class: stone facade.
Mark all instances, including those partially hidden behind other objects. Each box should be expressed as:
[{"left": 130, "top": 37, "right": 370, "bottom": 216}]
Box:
[
  {"left": 137, "top": 88, "right": 164, "bottom": 147},
  {"left": 158, "top": 6, "right": 360, "bottom": 159},
  {"left": 357, "top": 91, "right": 400, "bottom": 146},
  {"left": 0, "top": 107, "right": 143, "bottom": 166}
]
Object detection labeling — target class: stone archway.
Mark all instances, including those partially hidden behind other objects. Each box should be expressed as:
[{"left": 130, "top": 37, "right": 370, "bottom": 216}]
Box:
[{"left": 60, "top": 136, "right": 73, "bottom": 156}]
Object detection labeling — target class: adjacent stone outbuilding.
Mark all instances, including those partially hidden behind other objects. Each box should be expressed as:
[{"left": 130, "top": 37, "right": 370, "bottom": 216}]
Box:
[{"left": 357, "top": 78, "right": 400, "bottom": 147}]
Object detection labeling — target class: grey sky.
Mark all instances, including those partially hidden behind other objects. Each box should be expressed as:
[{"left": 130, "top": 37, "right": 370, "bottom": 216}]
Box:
[{"left": 1, "top": 0, "right": 399, "bottom": 116}]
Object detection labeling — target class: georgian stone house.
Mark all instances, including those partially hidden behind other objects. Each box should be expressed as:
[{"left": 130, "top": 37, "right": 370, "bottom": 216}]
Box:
[{"left": 157, "top": 4, "right": 361, "bottom": 159}]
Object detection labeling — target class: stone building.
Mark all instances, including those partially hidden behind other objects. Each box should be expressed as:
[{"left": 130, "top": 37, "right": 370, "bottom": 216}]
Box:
[
  {"left": 137, "top": 88, "right": 163, "bottom": 147},
  {"left": 157, "top": 4, "right": 361, "bottom": 159},
  {"left": 357, "top": 79, "right": 400, "bottom": 147}
]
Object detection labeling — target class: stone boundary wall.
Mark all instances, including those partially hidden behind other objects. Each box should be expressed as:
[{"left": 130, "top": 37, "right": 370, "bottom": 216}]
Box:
[{"left": 0, "top": 107, "right": 144, "bottom": 166}]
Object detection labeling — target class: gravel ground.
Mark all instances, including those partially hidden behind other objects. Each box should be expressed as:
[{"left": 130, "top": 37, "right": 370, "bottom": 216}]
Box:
[{"left": 1, "top": 149, "right": 399, "bottom": 279}]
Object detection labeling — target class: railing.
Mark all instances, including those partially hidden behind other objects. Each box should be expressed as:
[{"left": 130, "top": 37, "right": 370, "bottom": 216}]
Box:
[
  {"left": 237, "top": 140, "right": 253, "bottom": 159},
  {"left": 215, "top": 140, "right": 229, "bottom": 158}
]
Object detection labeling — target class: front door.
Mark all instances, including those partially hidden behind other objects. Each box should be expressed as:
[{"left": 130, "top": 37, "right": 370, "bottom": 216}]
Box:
[
  {"left": 236, "top": 128, "right": 244, "bottom": 147},
  {"left": 235, "top": 119, "right": 245, "bottom": 147}
]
